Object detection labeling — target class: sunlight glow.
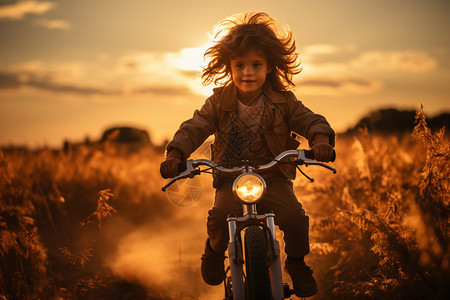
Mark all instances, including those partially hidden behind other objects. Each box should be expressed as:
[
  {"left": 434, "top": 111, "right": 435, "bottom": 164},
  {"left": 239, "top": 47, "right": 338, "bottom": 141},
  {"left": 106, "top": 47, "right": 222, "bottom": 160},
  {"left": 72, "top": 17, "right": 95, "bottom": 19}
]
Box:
[
  {"left": 174, "top": 42, "right": 216, "bottom": 97},
  {"left": 175, "top": 43, "right": 212, "bottom": 71},
  {"left": 114, "top": 42, "right": 216, "bottom": 97}
]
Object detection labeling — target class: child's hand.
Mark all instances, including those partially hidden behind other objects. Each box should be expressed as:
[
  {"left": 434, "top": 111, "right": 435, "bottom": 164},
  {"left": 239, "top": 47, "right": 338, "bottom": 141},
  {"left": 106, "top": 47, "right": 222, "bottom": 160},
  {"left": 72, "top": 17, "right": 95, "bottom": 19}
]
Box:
[
  {"left": 311, "top": 143, "right": 334, "bottom": 162},
  {"left": 312, "top": 134, "right": 334, "bottom": 162},
  {"left": 160, "top": 149, "right": 183, "bottom": 178},
  {"left": 160, "top": 158, "right": 182, "bottom": 178}
]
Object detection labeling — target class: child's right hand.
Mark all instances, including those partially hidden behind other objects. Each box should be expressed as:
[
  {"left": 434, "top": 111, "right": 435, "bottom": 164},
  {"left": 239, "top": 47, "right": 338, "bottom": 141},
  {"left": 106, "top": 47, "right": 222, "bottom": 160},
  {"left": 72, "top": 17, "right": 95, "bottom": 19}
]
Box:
[
  {"left": 160, "top": 149, "right": 183, "bottom": 178},
  {"left": 160, "top": 158, "right": 182, "bottom": 178}
]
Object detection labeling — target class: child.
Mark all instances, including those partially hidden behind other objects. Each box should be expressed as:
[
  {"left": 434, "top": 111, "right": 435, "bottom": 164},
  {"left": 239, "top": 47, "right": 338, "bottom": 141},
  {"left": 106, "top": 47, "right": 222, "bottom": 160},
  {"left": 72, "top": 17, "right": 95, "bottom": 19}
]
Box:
[{"left": 160, "top": 12, "right": 335, "bottom": 297}]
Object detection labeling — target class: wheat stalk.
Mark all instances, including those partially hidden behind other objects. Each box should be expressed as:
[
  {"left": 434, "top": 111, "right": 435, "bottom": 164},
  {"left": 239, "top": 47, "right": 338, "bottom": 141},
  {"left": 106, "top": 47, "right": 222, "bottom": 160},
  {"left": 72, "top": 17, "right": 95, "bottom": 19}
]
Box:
[{"left": 80, "top": 189, "right": 116, "bottom": 229}]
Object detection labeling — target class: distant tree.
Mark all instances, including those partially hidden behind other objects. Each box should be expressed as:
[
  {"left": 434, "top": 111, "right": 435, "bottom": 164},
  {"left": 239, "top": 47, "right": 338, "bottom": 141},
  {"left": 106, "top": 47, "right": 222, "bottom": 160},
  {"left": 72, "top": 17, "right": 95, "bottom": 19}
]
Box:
[
  {"left": 344, "top": 108, "right": 450, "bottom": 135},
  {"left": 100, "top": 127, "right": 152, "bottom": 145}
]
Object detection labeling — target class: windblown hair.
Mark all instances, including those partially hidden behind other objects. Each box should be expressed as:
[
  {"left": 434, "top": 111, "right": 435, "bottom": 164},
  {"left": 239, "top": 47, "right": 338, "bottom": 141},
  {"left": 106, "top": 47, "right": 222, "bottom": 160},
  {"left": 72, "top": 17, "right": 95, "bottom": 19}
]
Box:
[{"left": 202, "top": 12, "right": 302, "bottom": 92}]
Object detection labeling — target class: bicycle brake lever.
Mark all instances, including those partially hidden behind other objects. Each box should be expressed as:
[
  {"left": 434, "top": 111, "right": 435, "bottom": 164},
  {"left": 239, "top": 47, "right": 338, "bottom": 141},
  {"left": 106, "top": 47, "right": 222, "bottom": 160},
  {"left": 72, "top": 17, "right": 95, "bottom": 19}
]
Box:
[
  {"left": 177, "top": 160, "right": 196, "bottom": 177},
  {"left": 296, "top": 165, "right": 314, "bottom": 182}
]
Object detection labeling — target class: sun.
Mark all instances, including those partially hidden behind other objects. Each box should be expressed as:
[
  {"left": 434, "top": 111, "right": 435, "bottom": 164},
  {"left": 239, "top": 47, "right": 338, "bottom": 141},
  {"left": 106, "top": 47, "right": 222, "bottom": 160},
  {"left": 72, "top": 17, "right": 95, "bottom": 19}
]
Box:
[{"left": 174, "top": 42, "right": 217, "bottom": 97}]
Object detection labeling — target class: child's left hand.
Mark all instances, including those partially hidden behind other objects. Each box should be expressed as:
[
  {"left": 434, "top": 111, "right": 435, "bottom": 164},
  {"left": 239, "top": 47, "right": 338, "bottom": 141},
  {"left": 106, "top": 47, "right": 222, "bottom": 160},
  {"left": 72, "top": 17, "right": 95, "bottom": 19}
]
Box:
[
  {"left": 312, "top": 134, "right": 334, "bottom": 162},
  {"left": 311, "top": 143, "right": 334, "bottom": 162}
]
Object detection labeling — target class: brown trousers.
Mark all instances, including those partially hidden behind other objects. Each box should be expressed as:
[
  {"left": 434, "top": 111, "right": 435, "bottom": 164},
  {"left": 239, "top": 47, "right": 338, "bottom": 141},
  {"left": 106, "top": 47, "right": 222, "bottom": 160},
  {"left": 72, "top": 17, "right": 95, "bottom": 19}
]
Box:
[{"left": 207, "top": 176, "right": 310, "bottom": 258}]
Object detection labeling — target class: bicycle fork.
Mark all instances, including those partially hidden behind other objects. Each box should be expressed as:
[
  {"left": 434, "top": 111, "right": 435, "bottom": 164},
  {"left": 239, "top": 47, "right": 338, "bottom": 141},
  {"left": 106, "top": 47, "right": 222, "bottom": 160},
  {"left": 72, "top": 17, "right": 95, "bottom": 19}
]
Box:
[{"left": 226, "top": 213, "right": 284, "bottom": 300}]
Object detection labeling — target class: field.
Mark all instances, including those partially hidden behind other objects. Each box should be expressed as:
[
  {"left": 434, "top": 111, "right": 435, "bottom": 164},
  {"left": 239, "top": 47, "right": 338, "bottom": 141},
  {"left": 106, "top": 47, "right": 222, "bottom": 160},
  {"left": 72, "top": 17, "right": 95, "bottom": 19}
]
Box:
[{"left": 1, "top": 107, "right": 448, "bottom": 300}]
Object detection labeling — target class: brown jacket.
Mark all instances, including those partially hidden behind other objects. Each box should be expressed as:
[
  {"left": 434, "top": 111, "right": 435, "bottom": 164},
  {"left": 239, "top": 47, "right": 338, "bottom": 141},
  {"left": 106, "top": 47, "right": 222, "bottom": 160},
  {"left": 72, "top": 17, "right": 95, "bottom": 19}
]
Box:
[{"left": 166, "top": 83, "right": 335, "bottom": 179}]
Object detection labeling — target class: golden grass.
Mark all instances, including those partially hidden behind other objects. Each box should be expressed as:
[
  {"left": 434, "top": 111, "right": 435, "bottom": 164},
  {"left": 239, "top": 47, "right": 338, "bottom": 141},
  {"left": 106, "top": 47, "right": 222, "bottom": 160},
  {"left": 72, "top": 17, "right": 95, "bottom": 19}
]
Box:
[
  {"left": 0, "top": 106, "right": 448, "bottom": 299},
  {"left": 305, "top": 105, "right": 449, "bottom": 299}
]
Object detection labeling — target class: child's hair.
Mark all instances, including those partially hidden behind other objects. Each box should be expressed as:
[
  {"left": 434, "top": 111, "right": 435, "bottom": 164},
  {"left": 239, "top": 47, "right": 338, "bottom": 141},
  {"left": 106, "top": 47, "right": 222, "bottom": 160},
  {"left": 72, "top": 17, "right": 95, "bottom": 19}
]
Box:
[{"left": 202, "top": 12, "right": 302, "bottom": 92}]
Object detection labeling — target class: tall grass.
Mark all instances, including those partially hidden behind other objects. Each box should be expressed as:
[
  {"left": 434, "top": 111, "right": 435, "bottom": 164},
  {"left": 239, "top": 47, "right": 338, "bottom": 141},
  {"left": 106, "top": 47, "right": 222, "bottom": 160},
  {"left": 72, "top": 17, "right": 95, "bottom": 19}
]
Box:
[
  {"left": 0, "top": 144, "right": 172, "bottom": 299},
  {"left": 0, "top": 105, "right": 448, "bottom": 299},
  {"left": 306, "top": 105, "right": 449, "bottom": 299}
]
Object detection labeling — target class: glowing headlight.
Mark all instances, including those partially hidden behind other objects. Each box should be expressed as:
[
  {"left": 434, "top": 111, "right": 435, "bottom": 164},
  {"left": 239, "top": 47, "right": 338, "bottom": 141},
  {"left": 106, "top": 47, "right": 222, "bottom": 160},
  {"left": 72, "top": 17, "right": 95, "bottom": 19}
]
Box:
[{"left": 232, "top": 173, "right": 266, "bottom": 204}]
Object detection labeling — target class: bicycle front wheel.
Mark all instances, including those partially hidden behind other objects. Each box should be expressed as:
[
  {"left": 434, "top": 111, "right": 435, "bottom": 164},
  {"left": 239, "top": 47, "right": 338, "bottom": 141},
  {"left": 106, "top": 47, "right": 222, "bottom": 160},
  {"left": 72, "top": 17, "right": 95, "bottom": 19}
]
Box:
[{"left": 244, "top": 225, "right": 272, "bottom": 300}]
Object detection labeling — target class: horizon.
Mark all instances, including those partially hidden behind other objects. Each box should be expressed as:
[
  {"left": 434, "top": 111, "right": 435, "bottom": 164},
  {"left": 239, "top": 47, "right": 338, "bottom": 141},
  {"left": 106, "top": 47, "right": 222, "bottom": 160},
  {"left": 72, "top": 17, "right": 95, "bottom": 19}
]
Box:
[{"left": 2, "top": 105, "right": 448, "bottom": 150}]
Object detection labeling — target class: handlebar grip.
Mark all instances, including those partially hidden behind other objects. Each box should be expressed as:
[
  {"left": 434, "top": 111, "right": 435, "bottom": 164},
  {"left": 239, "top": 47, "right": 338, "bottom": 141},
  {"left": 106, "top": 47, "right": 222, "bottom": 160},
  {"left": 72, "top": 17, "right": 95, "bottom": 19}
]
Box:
[
  {"left": 160, "top": 161, "right": 187, "bottom": 179},
  {"left": 305, "top": 149, "right": 336, "bottom": 162}
]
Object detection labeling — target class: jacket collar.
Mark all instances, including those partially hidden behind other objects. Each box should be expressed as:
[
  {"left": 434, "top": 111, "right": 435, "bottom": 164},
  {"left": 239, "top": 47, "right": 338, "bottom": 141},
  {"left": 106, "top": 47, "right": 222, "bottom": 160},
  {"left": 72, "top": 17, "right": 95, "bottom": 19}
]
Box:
[{"left": 214, "top": 82, "right": 285, "bottom": 111}]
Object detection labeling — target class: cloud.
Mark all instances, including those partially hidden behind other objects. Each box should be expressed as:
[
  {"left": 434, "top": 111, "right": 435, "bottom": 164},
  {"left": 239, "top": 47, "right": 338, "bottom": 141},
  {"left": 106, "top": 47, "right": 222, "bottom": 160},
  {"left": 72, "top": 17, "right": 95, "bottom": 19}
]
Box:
[
  {"left": 351, "top": 50, "right": 438, "bottom": 72},
  {"left": 0, "top": 61, "right": 119, "bottom": 95},
  {"left": 296, "top": 77, "right": 381, "bottom": 96},
  {"left": 33, "top": 18, "right": 72, "bottom": 30},
  {"left": 116, "top": 44, "right": 209, "bottom": 77},
  {"left": 27, "top": 79, "right": 116, "bottom": 95},
  {"left": 0, "top": 72, "right": 21, "bottom": 89},
  {"left": 302, "top": 44, "right": 343, "bottom": 56},
  {"left": 134, "top": 86, "right": 194, "bottom": 96},
  {"left": 178, "top": 69, "right": 201, "bottom": 79},
  {"left": 0, "top": 67, "right": 194, "bottom": 97},
  {"left": 114, "top": 44, "right": 212, "bottom": 96},
  {"left": 302, "top": 44, "right": 437, "bottom": 73},
  {"left": 2, "top": 43, "right": 437, "bottom": 99},
  {"left": 0, "top": 0, "right": 56, "bottom": 20},
  {"left": 0, "top": 49, "right": 206, "bottom": 98},
  {"left": 301, "top": 78, "right": 372, "bottom": 88},
  {"left": 0, "top": 70, "right": 118, "bottom": 95},
  {"left": 301, "top": 44, "right": 438, "bottom": 73},
  {"left": 296, "top": 44, "right": 438, "bottom": 96}
]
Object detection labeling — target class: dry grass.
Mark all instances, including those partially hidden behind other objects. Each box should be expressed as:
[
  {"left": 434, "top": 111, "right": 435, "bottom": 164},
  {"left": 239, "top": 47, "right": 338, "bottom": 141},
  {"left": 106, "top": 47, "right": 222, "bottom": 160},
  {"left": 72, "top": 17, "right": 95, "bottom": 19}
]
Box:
[
  {"left": 305, "top": 105, "right": 449, "bottom": 300},
  {"left": 0, "top": 105, "right": 448, "bottom": 299}
]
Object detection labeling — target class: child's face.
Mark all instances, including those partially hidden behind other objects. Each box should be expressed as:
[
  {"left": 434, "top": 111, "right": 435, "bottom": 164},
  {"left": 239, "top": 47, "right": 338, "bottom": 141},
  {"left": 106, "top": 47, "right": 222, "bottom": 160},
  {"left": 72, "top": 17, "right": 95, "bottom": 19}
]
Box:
[{"left": 230, "top": 48, "right": 270, "bottom": 103}]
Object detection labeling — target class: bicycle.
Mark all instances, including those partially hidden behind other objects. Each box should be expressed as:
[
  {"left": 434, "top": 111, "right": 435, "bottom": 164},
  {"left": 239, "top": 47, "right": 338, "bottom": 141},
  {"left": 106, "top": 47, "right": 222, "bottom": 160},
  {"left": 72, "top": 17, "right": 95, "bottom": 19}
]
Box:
[{"left": 162, "top": 149, "right": 336, "bottom": 299}]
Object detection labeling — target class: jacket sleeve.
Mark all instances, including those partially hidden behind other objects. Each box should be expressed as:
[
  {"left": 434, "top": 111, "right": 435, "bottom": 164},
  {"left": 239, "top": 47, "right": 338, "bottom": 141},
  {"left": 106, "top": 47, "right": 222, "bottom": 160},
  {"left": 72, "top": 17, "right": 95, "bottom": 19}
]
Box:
[
  {"left": 165, "top": 96, "right": 218, "bottom": 160},
  {"left": 285, "top": 92, "right": 336, "bottom": 147}
]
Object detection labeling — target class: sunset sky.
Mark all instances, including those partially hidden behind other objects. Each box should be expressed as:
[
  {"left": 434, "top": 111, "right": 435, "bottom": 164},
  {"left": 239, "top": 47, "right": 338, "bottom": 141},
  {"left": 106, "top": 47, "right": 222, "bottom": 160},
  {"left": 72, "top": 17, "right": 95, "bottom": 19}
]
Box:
[{"left": 1, "top": 0, "right": 449, "bottom": 148}]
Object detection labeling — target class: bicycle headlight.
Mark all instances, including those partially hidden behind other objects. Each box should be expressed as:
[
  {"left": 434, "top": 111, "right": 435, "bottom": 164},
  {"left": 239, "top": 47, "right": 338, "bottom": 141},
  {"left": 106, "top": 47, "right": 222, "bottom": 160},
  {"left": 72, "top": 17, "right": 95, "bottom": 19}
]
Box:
[{"left": 232, "top": 173, "right": 266, "bottom": 204}]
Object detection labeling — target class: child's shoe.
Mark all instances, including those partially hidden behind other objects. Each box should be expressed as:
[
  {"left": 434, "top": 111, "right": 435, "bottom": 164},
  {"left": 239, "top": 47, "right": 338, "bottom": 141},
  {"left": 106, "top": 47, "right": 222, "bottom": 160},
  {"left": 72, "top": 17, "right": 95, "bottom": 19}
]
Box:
[
  {"left": 200, "top": 239, "right": 226, "bottom": 285},
  {"left": 285, "top": 259, "right": 318, "bottom": 297}
]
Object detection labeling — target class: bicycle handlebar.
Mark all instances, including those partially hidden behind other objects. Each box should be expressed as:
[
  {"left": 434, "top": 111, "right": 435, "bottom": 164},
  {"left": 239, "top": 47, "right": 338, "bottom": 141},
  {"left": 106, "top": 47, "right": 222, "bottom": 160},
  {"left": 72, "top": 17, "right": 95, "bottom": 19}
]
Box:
[{"left": 161, "top": 149, "right": 336, "bottom": 192}]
